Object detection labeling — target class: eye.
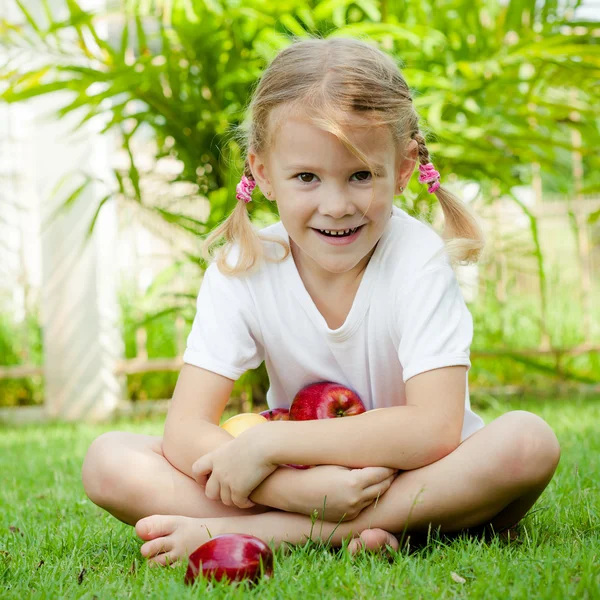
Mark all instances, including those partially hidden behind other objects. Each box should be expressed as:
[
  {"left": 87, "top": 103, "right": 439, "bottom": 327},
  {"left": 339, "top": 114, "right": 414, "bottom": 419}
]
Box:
[
  {"left": 351, "top": 171, "right": 373, "bottom": 182},
  {"left": 295, "top": 172, "right": 317, "bottom": 184},
  {"left": 294, "top": 171, "right": 373, "bottom": 184}
]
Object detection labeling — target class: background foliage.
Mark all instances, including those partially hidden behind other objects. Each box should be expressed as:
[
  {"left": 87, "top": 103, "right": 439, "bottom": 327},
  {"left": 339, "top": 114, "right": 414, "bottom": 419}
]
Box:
[{"left": 0, "top": 0, "right": 599, "bottom": 406}]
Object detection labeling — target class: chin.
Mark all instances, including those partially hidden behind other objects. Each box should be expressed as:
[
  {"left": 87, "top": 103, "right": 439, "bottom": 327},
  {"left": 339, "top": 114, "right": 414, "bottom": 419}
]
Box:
[{"left": 311, "top": 256, "right": 364, "bottom": 274}]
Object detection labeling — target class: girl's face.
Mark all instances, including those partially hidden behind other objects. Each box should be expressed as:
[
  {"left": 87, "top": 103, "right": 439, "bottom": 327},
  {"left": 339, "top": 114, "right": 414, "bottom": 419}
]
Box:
[{"left": 249, "top": 111, "right": 417, "bottom": 283}]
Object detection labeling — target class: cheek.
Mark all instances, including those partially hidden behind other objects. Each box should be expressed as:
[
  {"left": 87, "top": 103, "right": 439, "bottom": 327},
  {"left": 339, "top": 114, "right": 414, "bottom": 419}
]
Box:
[
  {"left": 277, "top": 204, "right": 309, "bottom": 234},
  {"left": 281, "top": 200, "right": 310, "bottom": 222}
]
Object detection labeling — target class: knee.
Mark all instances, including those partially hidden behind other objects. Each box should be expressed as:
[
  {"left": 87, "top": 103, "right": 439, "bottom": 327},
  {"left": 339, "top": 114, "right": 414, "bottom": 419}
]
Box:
[
  {"left": 498, "top": 410, "right": 561, "bottom": 484},
  {"left": 82, "top": 431, "right": 132, "bottom": 508}
]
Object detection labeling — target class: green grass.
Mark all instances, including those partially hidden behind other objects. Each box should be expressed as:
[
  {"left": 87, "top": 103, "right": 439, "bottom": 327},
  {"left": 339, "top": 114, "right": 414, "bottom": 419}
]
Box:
[{"left": 1, "top": 396, "right": 599, "bottom": 599}]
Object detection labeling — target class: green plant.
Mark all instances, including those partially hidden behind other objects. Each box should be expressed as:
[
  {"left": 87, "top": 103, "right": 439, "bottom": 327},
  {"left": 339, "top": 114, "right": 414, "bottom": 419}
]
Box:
[
  {"left": 1, "top": 0, "right": 599, "bottom": 406},
  {"left": 0, "top": 310, "right": 44, "bottom": 406},
  {"left": 2, "top": 0, "right": 598, "bottom": 275}
]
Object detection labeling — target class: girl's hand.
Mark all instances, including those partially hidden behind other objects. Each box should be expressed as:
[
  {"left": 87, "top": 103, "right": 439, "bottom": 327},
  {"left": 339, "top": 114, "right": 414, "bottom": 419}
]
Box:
[
  {"left": 294, "top": 465, "right": 398, "bottom": 522},
  {"left": 191, "top": 430, "right": 276, "bottom": 510}
]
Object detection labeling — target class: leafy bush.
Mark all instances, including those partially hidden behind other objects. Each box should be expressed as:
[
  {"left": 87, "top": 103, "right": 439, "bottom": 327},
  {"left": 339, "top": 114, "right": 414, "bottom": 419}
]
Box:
[
  {"left": 0, "top": 310, "right": 44, "bottom": 406},
  {"left": 1, "top": 0, "right": 599, "bottom": 407}
]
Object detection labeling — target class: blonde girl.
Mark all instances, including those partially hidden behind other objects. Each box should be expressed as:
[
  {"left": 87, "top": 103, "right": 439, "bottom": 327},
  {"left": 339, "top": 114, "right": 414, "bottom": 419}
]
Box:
[{"left": 82, "top": 36, "right": 561, "bottom": 565}]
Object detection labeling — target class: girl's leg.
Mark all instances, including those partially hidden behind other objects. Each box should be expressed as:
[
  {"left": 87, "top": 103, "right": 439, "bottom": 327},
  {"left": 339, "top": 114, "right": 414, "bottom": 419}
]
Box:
[
  {"left": 81, "top": 431, "right": 269, "bottom": 525},
  {"left": 136, "top": 410, "right": 561, "bottom": 565}
]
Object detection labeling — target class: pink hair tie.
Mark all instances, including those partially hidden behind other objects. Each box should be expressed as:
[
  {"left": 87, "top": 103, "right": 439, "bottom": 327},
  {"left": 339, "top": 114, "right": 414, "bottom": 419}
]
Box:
[
  {"left": 418, "top": 162, "right": 441, "bottom": 193},
  {"left": 236, "top": 175, "right": 256, "bottom": 203}
]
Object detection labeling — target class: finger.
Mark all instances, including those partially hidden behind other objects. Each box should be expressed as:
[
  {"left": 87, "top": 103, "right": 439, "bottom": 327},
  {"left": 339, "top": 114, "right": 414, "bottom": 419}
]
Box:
[
  {"left": 196, "top": 472, "right": 212, "bottom": 488},
  {"left": 192, "top": 456, "right": 213, "bottom": 486},
  {"left": 358, "top": 466, "right": 398, "bottom": 487},
  {"left": 231, "top": 493, "right": 256, "bottom": 510},
  {"left": 204, "top": 474, "right": 221, "bottom": 502},
  {"left": 219, "top": 484, "right": 233, "bottom": 507},
  {"left": 363, "top": 475, "right": 396, "bottom": 502}
]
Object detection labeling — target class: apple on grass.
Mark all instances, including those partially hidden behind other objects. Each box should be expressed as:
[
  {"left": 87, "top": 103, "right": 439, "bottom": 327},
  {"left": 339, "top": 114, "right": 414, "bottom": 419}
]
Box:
[{"left": 185, "top": 534, "right": 273, "bottom": 585}]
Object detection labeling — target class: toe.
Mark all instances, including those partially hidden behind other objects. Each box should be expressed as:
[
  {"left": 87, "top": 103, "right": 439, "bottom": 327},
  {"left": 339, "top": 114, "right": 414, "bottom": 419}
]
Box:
[
  {"left": 359, "top": 529, "right": 383, "bottom": 549},
  {"left": 362, "top": 528, "right": 399, "bottom": 552},
  {"left": 347, "top": 537, "right": 366, "bottom": 555},
  {"left": 367, "top": 528, "right": 399, "bottom": 553},
  {"left": 135, "top": 515, "right": 177, "bottom": 541},
  {"left": 348, "top": 528, "right": 399, "bottom": 556},
  {"left": 149, "top": 552, "right": 181, "bottom": 567},
  {"left": 140, "top": 537, "right": 173, "bottom": 559},
  {"left": 382, "top": 531, "right": 400, "bottom": 552}
]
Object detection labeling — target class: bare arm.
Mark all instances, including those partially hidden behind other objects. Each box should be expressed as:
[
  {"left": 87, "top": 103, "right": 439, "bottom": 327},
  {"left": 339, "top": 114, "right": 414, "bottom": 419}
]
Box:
[
  {"left": 255, "top": 367, "right": 467, "bottom": 470},
  {"left": 162, "top": 365, "right": 301, "bottom": 509},
  {"left": 162, "top": 365, "right": 236, "bottom": 478},
  {"left": 162, "top": 364, "right": 393, "bottom": 517}
]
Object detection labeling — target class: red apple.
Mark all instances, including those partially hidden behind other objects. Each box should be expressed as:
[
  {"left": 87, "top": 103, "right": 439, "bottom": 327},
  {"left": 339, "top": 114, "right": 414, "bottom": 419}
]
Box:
[
  {"left": 286, "top": 382, "right": 366, "bottom": 469},
  {"left": 185, "top": 534, "right": 273, "bottom": 585},
  {"left": 259, "top": 408, "right": 290, "bottom": 421},
  {"left": 290, "top": 382, "right": 366, "bottom": 420}
]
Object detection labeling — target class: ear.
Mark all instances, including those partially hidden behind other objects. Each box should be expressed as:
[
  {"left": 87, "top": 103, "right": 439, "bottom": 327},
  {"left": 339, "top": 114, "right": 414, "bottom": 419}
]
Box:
[
  {"left": 395, "top": 139, "right": 419, "bottom": 192},
  {"left": 247, "top": 147, "right": 274, "bottom": 200}
]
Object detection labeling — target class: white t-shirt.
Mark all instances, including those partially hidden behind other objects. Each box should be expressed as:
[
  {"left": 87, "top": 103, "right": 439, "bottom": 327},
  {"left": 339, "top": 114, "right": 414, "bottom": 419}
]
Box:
[{"left": 183, "top": 205, "right": 485, "bottom": 443}]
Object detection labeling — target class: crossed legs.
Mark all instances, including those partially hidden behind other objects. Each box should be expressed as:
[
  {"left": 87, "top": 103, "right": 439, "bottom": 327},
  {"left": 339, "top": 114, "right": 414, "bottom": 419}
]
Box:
[{"left": 82, "top": 410, "right": 561, "bottom": 564}]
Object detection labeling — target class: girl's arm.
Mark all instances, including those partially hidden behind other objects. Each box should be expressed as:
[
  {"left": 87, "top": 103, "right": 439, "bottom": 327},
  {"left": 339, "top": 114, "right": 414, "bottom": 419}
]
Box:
[
  {"left": 163, "top": 365, "right": 393, "bottom": 517},
  {"left": 162, "top": 365, "right": 237, "bottom": 478},
  {"left": 163, "top": 365, "right": 303, "bottom": 509},
  {"left": 251, "top": 464, "right": 396, "bottom": 521},
  {"left": 254, "top": 366, "right": 467, "bottom": 471}
]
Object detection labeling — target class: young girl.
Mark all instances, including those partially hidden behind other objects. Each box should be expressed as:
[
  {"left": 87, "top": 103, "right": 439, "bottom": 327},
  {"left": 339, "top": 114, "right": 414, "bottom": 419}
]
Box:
[{"left": 82, "top": 37, "right": 561, "bottom": 565}]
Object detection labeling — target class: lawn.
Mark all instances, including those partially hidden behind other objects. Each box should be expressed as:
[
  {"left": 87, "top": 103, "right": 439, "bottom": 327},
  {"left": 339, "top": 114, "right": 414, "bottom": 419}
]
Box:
[{"left": 1, "top": 395, "right": 599, "bottom": 599}]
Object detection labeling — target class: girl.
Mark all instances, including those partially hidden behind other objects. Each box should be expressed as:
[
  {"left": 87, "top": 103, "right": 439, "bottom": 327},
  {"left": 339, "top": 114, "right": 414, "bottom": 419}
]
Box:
[{"left": 82, "top": 37, "right": 561, "bottom": 565}]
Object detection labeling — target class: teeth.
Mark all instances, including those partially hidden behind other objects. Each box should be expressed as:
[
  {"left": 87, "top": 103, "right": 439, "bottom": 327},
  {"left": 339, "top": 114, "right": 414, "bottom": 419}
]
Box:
[{"left": 318, "top": 227, "right": 358, "bottom": 236}]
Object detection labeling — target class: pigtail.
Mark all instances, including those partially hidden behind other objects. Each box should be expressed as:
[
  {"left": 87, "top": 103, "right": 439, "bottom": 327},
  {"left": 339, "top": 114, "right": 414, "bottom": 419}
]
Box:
[
  {"left": 201, "top": 159, "right": 290, "bottom": 276},
  {"left": 412, "top": 132, "right": 486, "bottom": 266}
]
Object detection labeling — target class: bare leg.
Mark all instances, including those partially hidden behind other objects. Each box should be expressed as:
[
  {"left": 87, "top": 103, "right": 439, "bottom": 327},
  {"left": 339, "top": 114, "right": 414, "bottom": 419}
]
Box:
[
  {"left": 135, "top": 410, "right": 561, "bottom": 565},
  {"left": 81, "top": 431, "right": 270, "bottom": 525}
]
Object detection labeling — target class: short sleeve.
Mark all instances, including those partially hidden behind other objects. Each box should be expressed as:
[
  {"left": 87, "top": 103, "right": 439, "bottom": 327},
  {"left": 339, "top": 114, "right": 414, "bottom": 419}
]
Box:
[
  {"left": 182, "top": 263, "right": 265, "bottom": 380},
  {"left": 396, "top": 265, "right": 473, "bottom": 384}
]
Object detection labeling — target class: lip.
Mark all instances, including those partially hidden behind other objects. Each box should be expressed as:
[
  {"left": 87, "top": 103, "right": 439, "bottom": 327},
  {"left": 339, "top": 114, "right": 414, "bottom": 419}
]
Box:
[{"left": 312, "top": 225, "right": 365, "bottom": 245}]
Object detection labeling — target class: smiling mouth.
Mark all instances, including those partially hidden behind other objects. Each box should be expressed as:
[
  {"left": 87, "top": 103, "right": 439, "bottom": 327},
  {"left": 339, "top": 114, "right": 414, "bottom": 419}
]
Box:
[{"left": 312, "top": 225, "right": 364, "bottom": 237}]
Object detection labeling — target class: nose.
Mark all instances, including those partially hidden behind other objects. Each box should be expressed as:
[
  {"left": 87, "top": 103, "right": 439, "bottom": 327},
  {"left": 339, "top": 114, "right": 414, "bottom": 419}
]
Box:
[{"left": 317, "top": 187, "right": 357, "bottom": 220}]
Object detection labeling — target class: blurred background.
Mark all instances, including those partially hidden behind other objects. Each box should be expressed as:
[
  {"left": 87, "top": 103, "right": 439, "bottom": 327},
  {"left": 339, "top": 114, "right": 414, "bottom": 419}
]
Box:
[{"left": 0, "top": 0, "right": 598, "bottom": 424}]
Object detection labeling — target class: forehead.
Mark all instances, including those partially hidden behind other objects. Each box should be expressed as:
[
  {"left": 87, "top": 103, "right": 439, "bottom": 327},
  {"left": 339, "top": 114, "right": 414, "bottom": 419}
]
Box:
[{"left": 268, "top": 106, "right": 394, "bottom": 167}]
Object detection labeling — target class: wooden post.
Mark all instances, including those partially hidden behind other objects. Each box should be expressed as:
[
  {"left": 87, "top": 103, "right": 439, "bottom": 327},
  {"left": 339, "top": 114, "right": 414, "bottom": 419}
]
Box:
[
  {"left": 136, "top": 327, "right": 148, "bottom": 360},
  {"left": 33, "top": 101, "right": 124, "bottom": 418},
  {"left": 24, "top": 0, "right": 125, "bottom": 421},
  {"left": 37, "top": 117, "right": 124, "bottom": 419}
]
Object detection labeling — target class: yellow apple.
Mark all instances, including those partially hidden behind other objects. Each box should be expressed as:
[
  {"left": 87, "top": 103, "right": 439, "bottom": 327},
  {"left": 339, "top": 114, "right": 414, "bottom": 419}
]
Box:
[{"left": 221, "top": 413, "right": 268, "bottom": 437}]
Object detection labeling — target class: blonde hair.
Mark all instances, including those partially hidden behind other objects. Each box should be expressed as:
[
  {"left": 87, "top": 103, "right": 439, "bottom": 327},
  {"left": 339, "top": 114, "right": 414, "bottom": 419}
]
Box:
[{"left": 203, "top": 36, "right": 485, "bottom": 276}]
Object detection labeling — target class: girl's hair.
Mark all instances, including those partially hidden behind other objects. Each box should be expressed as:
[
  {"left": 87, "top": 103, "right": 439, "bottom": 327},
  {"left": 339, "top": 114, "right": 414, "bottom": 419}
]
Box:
[{"left": 203, "top": 36, "right": 485, "bottom": 276}]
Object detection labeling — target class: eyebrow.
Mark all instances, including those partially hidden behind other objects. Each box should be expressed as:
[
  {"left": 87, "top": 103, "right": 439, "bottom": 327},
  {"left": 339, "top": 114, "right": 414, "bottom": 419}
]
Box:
[{"left": 284, "top": 163, "right": 387, "bottom": 176}]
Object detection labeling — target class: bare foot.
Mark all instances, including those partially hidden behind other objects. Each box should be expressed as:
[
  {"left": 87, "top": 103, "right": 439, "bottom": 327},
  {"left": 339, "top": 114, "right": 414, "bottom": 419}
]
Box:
[
  {"left": 347, "top": 528, "right": 399, "bottom": 557},
  {"left": 135, "top": 515, "right": 222, "bottom": 566}
]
